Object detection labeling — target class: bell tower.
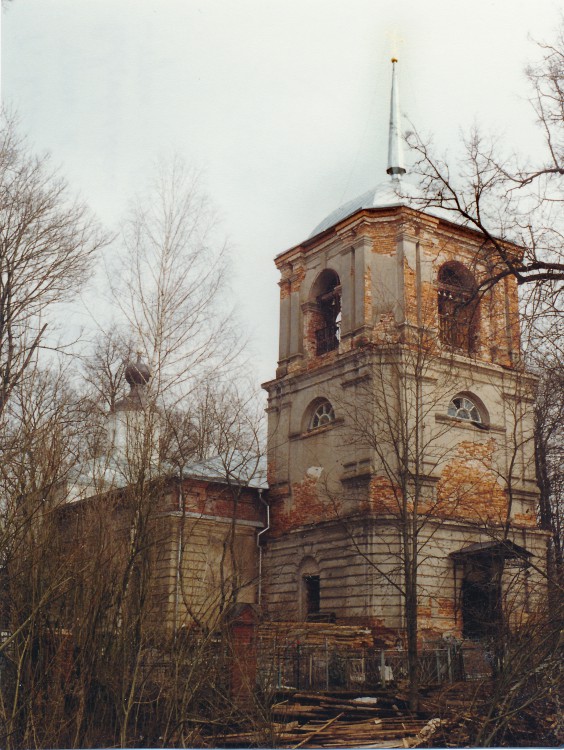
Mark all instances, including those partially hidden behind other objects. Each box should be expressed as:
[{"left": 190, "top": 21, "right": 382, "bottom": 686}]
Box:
[{"left": 262, "top": 61, "right": 547, "bottom": 638}]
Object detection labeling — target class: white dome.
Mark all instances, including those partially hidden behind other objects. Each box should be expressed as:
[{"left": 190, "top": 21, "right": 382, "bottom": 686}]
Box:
[{"left": 309, "top": 177, "right": 422, "bottom": 238}]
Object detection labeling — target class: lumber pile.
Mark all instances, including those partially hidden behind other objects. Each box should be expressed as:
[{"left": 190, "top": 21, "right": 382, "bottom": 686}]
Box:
[
  {"left": 258, "top": 621, "right": 374, "bottom": 650},
  {"left": 214, "top": 690, "right": 433, "bottom": 748}
]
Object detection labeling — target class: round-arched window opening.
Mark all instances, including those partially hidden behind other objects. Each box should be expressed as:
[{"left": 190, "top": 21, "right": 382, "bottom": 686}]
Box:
[
  {"left": 438, "top": 262, "right": 479, "bottom": 354},
  {"left": 309, "top": 400, "right": 335, "bottom": 430},
  {"left": 448, "top": 396, "right": 482, "bottom": 424},
  {"left": 309, "top": 270, "right": 341, "bottom": 356}
]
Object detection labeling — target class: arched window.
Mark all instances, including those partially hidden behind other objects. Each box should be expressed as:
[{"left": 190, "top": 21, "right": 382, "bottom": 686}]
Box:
[
  {"left": 448, "top": 395, "right": 483, "bottom": 424},
  {"left": 309, "top": 399, "right": 335, "bottom": 430},
  {"left": 310, "top": 270, "right": 341, "bottom": 355},
  {"left": 438, "top": 263, "right": 479, "bottom": 353}
]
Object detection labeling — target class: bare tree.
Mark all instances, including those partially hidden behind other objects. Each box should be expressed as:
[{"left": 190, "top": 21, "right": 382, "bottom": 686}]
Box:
[
  {"left": 0, "top": 115, "right": 106, "bottom": 415},
  {"left": 533, "top": 352, "right": 564, "bottom": 603},
  {"left": 0, "top": 362, "right": 90, "bottom": 749},
  {"left": 335, "top": 330, "right": 467, "bottom": 709},
  {"left": 0, "top": 361, "right": 265, "bottom": 747},
  {"left": 108, "top": 156, "right": 245, "bottom": 404},
  {"left": 405, "top": 24, "right": 564, "bottom": 328},
  {"left": 0, "top": 144, "right": 266, "bottom": 745},
  {"left": 403, "top": 31, "right": 564, "bottom": 635},
  {"left": 81, "top": 329, "right": 137, "bottom": 414}
]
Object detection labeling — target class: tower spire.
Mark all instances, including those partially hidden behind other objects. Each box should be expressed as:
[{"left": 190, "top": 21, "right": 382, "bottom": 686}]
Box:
[{"left": 386, "top": 58, "right": 406, "bottom": 178}]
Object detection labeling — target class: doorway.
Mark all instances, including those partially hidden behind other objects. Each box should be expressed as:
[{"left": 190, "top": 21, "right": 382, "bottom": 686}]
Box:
[{"left": 461, "top": 561, "right": 501, "bottom": 639}]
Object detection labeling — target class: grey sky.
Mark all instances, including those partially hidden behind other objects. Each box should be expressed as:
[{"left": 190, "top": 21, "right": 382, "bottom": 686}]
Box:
[{"left": 2, "top": 0, "right": 561, "bottom": 385}]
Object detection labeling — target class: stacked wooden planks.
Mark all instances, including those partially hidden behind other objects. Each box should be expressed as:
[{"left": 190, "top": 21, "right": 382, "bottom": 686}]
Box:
[
  {"left": 215, "top": 690, "right": 436, "bottom": 748},
  {"left": 258, "top": 621, "right": 375, "bottom": 650}
]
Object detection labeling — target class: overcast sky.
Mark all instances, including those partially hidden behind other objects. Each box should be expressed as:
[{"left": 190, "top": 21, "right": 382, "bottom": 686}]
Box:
[{"left": 2, "top": 0, "right": 561, "bottom": 386}]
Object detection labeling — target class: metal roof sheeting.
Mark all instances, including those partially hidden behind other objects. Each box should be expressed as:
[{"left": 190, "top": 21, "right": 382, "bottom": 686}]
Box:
[
  {"left": 179, "top": 452, "right": 267, "bottom": 489},
  {"left": 309, "top": 177, "right": 421, "bottom": 238}
]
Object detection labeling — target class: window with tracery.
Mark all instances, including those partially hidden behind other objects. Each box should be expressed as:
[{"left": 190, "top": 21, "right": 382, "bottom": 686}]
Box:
[
  {"left": 448, "top": 395, "right": 483, "bottom": 424},
  {"left": 438, "top": 263, "right": 479, "bottom": 353},
  {"left": 309, "top": 399, "right": 335, "bottom": 430},
  {"left": 311, "top": 270, "right": 341, "bottom": 355}
]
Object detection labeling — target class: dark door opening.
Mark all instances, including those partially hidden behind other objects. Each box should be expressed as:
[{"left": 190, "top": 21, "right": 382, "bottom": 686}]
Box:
[{"left": 461, "top": 566, "right": 501, "bottom": 639}]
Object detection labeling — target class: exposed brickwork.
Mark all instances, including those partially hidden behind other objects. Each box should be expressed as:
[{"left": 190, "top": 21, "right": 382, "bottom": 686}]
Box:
[
  {"left": 513, "top": 512, "right": 536, "bottom": 526},
  {"left": 364, "top": 264, "right": 372, "bottom": 326},
  {"left": 269, "top": 474, "right": 342, "bottom": 534},
  {"left": 365, "top": 218, "right": 399, "bottom": 254},
  {"left": 303, "top": 306, "right": 326, "bottom": 360},
  {"left": 264, "top": 201, "right": 544, "bottom": 638},
  {"left": 435, "top": 596, "right": 456, "bottom": 620},
  {"left": 266, "top": 459, "right": 277, "bottom": 487},
  {"left": 403, "top": 255, "right": 417, "bottom": 329},
  {"left": 431, "top": 231, "right": 519, "bottom": 368},
  {"left": 279, "top": 278, "right": 291, "bottom": 301},
  {"left": 505, "top": 275, "right": 522, "bottom": 358},
  {"left": 279, "top": 264, "right": 306, "bottom": 301},
  {"left": 275, "top": 208, "right": 523, "bottom": 379},
  {"left": 365, "top": 475, "right": 401, "bottom": 514},
  {"left": 372, "top": 312, "right": 398, "bottom": 344},
  {"left": 435, "top": 439, "right": 509, "bottom": 524},
  {"left": 418, "top": 596, "right": 460, "bottom": 638},
  {"left": 178, "top": 479, "right": 263, "bottom": 525}
]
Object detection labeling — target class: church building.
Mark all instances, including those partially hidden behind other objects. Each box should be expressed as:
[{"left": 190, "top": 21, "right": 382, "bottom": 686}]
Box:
[
  {"left": 62, "top": 61, "right": 548, "bottom": 649},
  {"left": 260, "top": 60, "right": 548, "bottom": 642}
]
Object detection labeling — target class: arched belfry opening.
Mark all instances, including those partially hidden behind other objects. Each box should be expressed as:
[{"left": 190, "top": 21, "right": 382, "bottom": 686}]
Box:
[
  {"left": 308, "top": 270, "right": 341, "bottom": 356},
  {"left": 437, "top": 262, "right": 479, "bottom": 353}
]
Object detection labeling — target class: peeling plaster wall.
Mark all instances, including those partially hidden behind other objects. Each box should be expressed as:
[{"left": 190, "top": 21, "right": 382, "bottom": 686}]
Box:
[
  {"left": 262, "top": 515, "right": 548, "bottom": 641},
  {"left": 263, "top": 206, "right": 546, "bottom": 636}
]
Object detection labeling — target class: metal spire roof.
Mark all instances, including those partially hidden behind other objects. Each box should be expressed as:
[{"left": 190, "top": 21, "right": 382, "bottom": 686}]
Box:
[
  {"left": 309, "top": 58, "right": 413, "bottom": 238},
  {"left": 386, "top": 58, "right": 406, "bottom": 177}
]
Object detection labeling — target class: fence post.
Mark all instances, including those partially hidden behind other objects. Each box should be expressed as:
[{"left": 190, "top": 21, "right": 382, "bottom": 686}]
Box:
[
  {"left": 447, "top": 645, "right": 453, "bottom": 682},
  {"left": 296, "top": 642, "right": 301, "bottom": 690},
  {"left": 380, "top": 650, "right": 386, "bottom": 687}
]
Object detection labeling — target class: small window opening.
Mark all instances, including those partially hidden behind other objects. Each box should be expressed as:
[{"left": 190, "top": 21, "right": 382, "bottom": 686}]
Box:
[
  {"left": 448, "top": 396, "right": 482, "bottom": 424},
  {"left": 309, "top": 400, "right": 335, "bottom": 430},
  {"left": 304, "top": 575, "right": 320, "bottom": 617},
  {"left": 438, "top": 263, "right": 479, "bottom": 353}
]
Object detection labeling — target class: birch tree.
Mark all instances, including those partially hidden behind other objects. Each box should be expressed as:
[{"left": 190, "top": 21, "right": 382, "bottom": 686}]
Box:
[{"left": 108, "top": 156, "right": 244, "bottom": 405}]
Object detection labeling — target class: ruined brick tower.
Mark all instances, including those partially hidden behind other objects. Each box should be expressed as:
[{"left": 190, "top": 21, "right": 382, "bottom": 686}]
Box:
[{"left": 261, "top": 60, "right": 548, "bottom": 642}]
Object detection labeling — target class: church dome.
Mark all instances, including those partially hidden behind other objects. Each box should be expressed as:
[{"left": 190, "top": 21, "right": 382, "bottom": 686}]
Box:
[
  {"left": 309, "top": 177, "right": 421, "bottom": 238},
  {"left": 124, "top": 355, "right": 152, "bottom": 387}
]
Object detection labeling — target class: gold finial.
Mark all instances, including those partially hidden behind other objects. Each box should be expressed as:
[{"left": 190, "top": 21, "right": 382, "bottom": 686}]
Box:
[{"left": 391, "top": 57, "right": 398, "bottom": 63}]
